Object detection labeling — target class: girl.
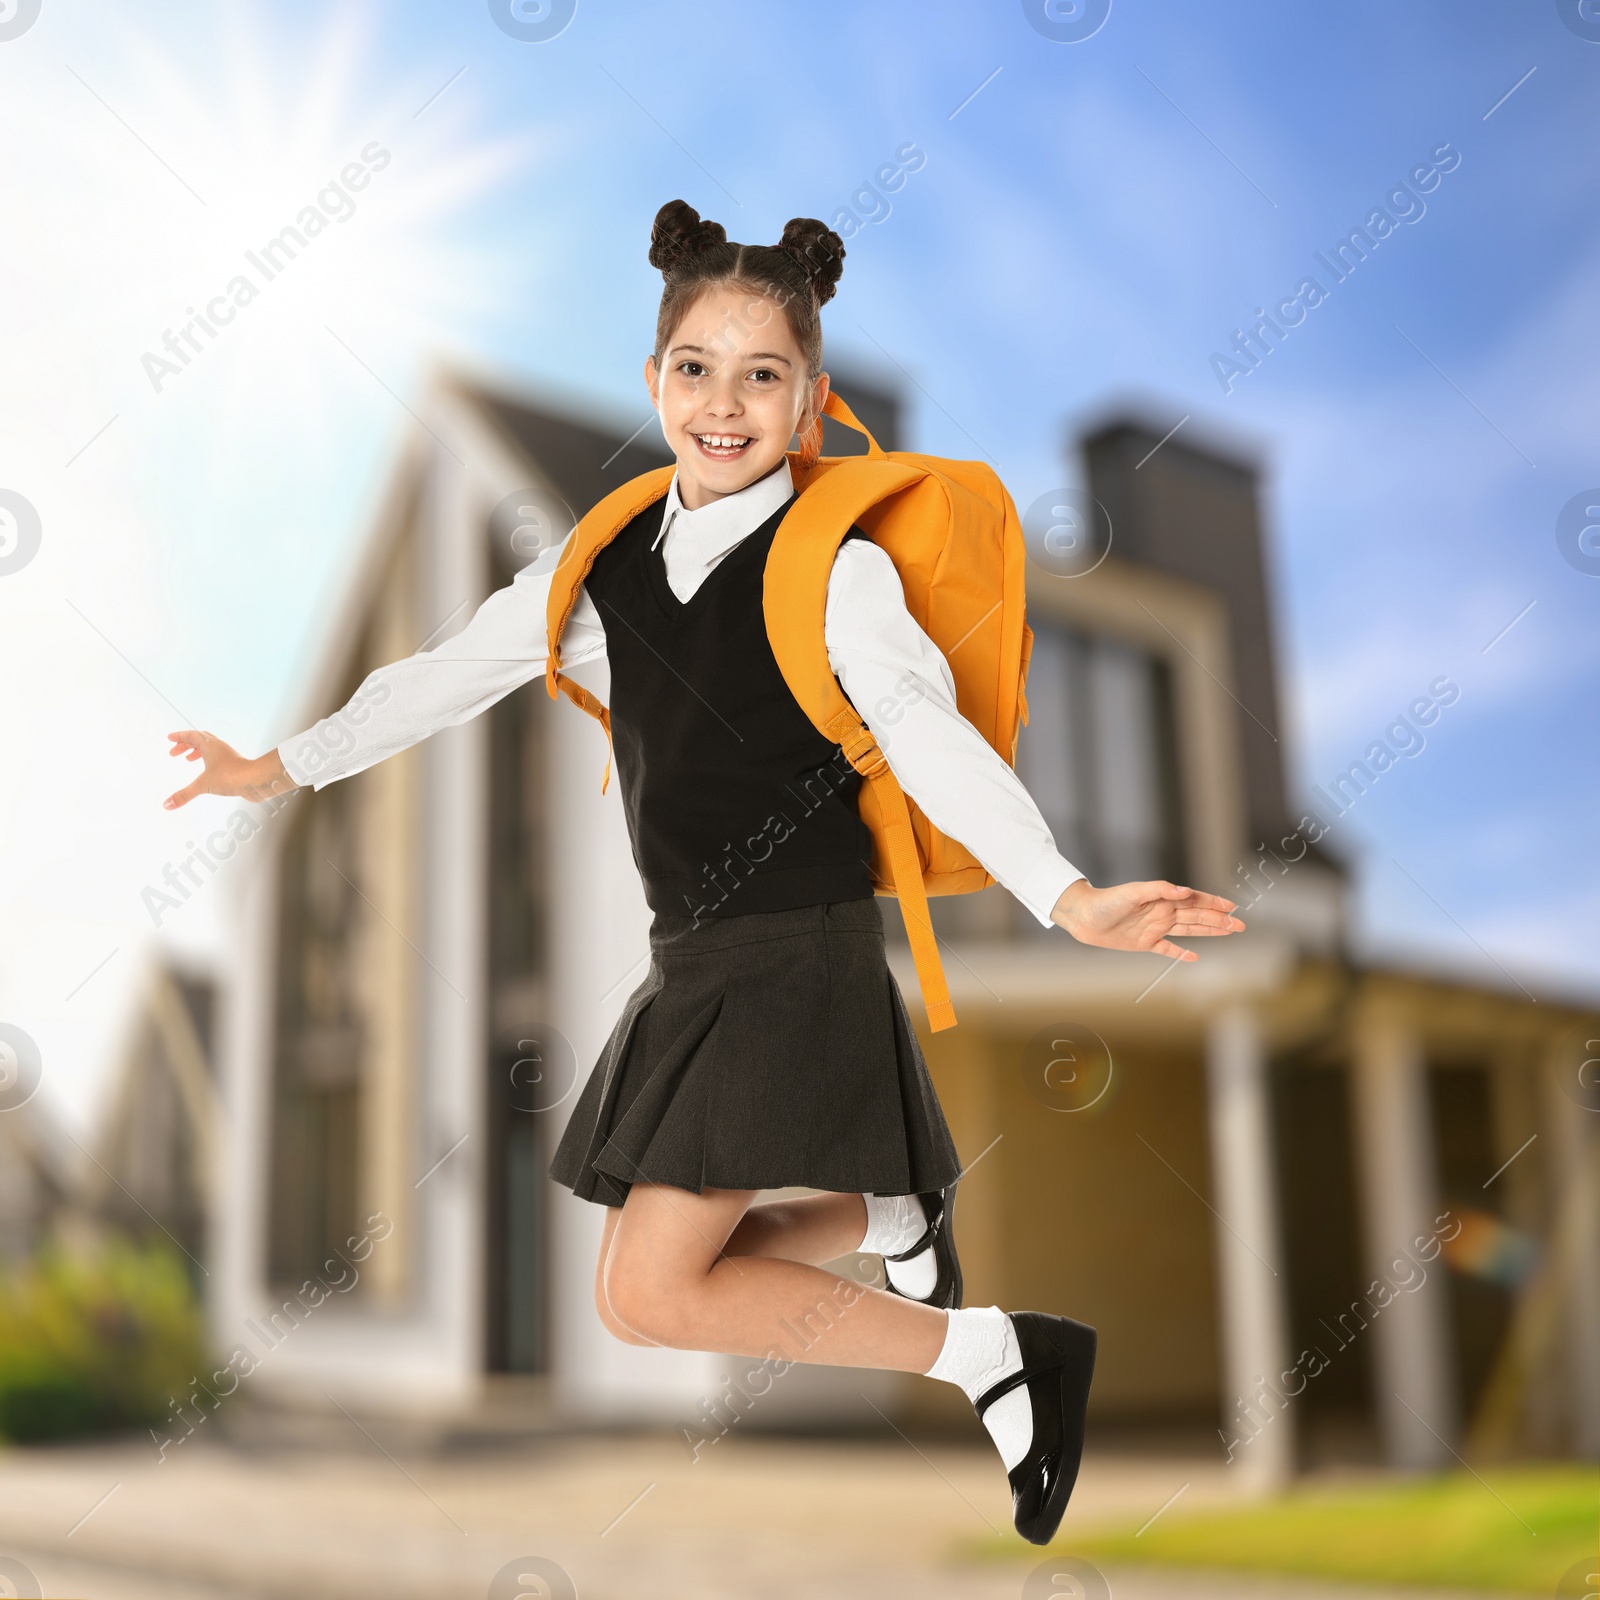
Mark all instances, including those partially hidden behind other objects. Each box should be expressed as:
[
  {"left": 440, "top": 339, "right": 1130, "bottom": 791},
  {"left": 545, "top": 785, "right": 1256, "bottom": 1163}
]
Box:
[{"left": 166, "top": 199, "right": 1244, "bottom": 1545}]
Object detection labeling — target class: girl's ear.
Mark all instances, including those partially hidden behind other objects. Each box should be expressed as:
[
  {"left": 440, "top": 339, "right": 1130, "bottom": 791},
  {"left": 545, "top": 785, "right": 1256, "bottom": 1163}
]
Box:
[
  {"left": 643, "top": 354, "right": 660, "bottom": 409},
  {"left": 794, "top": 371, "right": 830, "bottom": 478},
  {"left": 798, "top": 370, "right": 829, "bottom": 434}
]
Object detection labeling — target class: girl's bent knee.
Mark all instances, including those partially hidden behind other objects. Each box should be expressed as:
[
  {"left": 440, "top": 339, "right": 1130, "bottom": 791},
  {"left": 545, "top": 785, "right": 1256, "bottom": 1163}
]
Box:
[
  {"left": 594, "top": 1281, "right": 654, "bottom": 1346},
  {"left": 605, "top": 1261, "right": 697, "bottom": 1348}
]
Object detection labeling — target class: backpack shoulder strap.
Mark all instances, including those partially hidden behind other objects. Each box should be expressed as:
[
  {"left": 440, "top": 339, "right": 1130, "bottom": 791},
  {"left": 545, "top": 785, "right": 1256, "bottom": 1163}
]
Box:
[
  {"left": 543, "top": 465, "right": 675, "bottom": 792},
  {"left": 763, "top": 449, "right": 959, "bottom": 1033}
]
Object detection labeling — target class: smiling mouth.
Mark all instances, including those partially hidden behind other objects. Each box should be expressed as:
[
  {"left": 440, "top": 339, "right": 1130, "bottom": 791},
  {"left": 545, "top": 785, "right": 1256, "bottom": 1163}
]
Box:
[{"left": 692, "top": 432, "right": 754, "bottom": 460}]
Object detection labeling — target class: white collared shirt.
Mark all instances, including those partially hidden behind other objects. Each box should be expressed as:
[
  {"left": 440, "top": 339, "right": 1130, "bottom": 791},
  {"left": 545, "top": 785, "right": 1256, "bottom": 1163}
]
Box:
[
  {"left": 279, "top": 458, "right": 1083, "bottom": 926},
  {"left": 648, "top": 456, "right": 797, "bottom": 599}
]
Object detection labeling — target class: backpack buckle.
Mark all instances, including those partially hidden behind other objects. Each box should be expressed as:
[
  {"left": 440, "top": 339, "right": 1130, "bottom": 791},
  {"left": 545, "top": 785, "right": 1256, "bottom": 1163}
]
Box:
[{"left": 839, "top": 724, "right": 887, "bottom": 779}]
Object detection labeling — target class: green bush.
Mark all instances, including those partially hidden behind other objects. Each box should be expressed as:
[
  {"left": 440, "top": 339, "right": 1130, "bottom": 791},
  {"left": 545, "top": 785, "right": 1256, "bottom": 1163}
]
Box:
[{"left": 0, "top": 1236, "right": 206, "bottom": 1444}]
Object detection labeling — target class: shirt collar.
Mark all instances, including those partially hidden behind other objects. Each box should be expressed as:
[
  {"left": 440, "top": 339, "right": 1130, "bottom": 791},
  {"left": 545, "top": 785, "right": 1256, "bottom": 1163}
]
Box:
[{"left": 652, "top": 456, "right": 795, "bottom": 556}]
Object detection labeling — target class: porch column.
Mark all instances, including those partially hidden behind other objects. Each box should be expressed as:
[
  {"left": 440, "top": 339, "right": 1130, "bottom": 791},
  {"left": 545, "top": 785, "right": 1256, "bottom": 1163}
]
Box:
[
  {"left": 1543, "top": 1027, "right": 1600, "bottom": 1456},
  {"left": 1349, "top": 1003, "right": 1457, "bottom": 1467},
  {"left": 1205, "top": 1003, "right": 1295, "bottom": 1490},
  {"left": 417, "top": 431, "right": 491, "bottom": 1399}
]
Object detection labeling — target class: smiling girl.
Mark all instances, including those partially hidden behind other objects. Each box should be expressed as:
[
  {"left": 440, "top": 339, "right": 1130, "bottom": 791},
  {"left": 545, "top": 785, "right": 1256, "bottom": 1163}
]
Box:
[{"left": 166, "top": 199, "right": 1243, "bottom": 1544}]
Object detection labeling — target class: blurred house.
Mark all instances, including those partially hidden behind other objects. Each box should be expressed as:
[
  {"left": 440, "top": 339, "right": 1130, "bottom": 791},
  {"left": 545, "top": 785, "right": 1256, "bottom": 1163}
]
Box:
[
  {"left": 0, "top": 1085, "right": 75, "bottom": 1267},
  {"left": 0, "top": 958, "right": 215, "bottom": 1285},
  {"left": 205, "top": 367, "right": 1600, "bottom": 1480},
  {"left": 81, "top": 959, "right": 218, "bottom": 1286}
]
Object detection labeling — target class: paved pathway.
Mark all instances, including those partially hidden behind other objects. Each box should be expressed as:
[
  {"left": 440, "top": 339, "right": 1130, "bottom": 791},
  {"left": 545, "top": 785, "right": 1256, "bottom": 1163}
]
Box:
[{"left": 0, "top": 1432, "right": 1526, "bottom": 1600}]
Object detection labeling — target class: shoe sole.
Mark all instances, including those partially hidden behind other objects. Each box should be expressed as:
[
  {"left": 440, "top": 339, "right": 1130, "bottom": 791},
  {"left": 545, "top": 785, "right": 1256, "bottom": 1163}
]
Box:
[{"left": 1032, "top": 1315, "right": 1097, "bottom": 1544}]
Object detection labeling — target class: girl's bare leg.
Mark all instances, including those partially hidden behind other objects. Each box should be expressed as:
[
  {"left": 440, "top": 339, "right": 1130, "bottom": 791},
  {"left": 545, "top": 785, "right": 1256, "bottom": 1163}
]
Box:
[
  {"left": 722, "top": 1191, "right": 868, "bottom": 1266},
  {"left": 598, "top": 1194, "right": 870, "bottom": 1344},
  {"left": 593, "top": 1205, "right": 657, "bottom": 1346},
  {"left": 603, "top": 1182, "right": 946, "bottom": 1372}
]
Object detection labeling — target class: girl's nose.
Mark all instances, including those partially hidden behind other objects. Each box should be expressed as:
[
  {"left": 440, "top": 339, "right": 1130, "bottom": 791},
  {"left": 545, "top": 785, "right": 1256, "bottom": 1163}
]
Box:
[{"left": 705, "top": 377, "right": 743, "bottom": 415}]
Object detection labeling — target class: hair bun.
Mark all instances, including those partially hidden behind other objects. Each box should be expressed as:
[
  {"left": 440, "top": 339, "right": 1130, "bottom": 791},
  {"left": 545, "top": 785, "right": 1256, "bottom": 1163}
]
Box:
[
  {"left": 649, "top": 199, "right": 728, "bottom": 272},
  {"left": 777, "top": 216, "right": 846, "bottom": 306}
]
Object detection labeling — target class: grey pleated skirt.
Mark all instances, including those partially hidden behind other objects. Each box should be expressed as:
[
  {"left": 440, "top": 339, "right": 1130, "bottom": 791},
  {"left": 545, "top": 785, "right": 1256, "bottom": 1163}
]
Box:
[{"left": 549, "top": 896, "right": 962, "bottom": 1207}]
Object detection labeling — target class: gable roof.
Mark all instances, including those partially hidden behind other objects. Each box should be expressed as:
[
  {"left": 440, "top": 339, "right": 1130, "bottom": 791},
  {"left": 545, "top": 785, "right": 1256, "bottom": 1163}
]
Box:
[
  {"left": 275, "top": 371, "right": 670, "bottom": 747},
  {"left": 467, "top": 381, "right": 675, "bottom": 522}
]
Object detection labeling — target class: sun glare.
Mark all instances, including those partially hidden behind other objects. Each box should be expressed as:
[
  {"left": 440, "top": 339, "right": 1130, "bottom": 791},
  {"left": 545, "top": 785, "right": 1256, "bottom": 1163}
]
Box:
[{"left": 2, "top": 4, "right": 535, "bottom": 481}]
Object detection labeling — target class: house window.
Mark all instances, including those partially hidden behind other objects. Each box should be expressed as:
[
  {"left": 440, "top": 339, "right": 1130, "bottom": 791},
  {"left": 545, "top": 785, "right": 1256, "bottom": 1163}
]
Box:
[
  {"left": 484, "top": 676, "right": 551, "bottom": 1374},
  {"left": 1017, "top": 619, "right": 1185, "bottom": 893},
  {"left": 267, "top": 778, "right": 364, "bottom": 1291}
]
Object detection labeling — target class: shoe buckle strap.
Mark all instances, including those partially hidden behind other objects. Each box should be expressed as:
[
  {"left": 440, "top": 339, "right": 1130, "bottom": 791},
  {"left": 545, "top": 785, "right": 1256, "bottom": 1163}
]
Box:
[
  {"left": 883, "top": 1217, "right": 938, "bottom": 1263},
  {"left": 974, "top": 1357, "right": 1061, "bottom": 1419}
]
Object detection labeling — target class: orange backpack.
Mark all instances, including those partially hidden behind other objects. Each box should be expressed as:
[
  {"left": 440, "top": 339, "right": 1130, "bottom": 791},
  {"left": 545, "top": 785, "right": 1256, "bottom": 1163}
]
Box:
[{"left": 545, "top": 391, "right": 1034, "bottom": 1033}]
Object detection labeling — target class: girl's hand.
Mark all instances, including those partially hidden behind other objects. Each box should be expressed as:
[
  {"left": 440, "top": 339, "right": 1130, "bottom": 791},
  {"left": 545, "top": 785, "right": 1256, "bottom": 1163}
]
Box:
[
  {"left": 1050, "top": 877, "right": 1243, "bottom": 961},
  {"left": 164, "top": 731, "right": 297, "bottom": 810}
]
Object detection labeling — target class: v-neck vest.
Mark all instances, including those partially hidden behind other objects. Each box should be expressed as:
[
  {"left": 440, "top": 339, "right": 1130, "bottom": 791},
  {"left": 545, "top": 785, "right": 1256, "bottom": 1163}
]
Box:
[{"left": 583, "top": 497, "right": 874, "bottom": 922}]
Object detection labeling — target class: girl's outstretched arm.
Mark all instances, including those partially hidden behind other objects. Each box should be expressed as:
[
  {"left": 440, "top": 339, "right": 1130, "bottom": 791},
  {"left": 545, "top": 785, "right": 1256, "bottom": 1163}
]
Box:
[
  {"left": 160, "top": 542, "right": 607, "bottom": 809},
  {"left": 823, "top": 539, "right": 1243, "bottom": 959},
  {"left": 163, "top": 733, "right": 296, "bottom": 810}
]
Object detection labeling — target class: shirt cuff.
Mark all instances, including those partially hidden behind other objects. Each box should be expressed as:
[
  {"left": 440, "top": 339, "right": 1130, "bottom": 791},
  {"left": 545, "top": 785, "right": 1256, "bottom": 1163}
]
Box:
[
  {"left": 277, "top": 737, "right": 327, "bottom": 792},
  {"left": 1016, "top": 854, "right": 1086, "bottom": 929}
]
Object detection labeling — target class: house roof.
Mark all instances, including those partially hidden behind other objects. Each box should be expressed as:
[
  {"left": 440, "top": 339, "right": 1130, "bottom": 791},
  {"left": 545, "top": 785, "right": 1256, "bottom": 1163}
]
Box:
[
  {"left": 275, "top": 372, "right": 670, "bottom": 748},
  {"left": 467, "top": 381, "right": 675, "bottom": 519}
]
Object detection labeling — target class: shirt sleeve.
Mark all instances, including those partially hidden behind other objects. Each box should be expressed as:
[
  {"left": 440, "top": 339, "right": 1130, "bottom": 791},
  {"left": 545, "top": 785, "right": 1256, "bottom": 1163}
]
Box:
[
  {"left": 822, "top": 539, "right": 1084, "bottom": 928},
  {"left": 278, "top": 546, "right": 607, "bottom": 792}
]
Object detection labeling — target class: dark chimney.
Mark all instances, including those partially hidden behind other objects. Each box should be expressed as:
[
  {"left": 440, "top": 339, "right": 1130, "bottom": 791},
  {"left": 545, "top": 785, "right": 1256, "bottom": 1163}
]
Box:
[{"left": 1082, "top": 419, "right": 1293, "bottom": 844}]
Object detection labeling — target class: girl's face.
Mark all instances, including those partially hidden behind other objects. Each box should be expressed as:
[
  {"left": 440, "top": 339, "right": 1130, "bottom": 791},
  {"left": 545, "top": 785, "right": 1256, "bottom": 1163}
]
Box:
[{"left": 645, "top": 284, "right": 826, "bottom": 511}]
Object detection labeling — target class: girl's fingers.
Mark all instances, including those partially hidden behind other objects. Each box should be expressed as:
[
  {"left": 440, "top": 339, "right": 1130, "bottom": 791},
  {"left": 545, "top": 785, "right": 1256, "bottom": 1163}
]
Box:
[
  {"left": 1152, "top": 883, "right": 1237, "bottom": 913},
  {"left": 164, "top": 780, "right": 204, "bottom": 810},
  {"left": 1151, "top": 940, "right": 1198, "bottom": 962},
  {"left": 1181, "top": 890, "right": 1238, "bottom": 914},
  {"left": 1172, "top": 910, "right": 1244, "bottom": 933},
  {"left": 164, "top": 731, "right": 216, "bottom": 807}
]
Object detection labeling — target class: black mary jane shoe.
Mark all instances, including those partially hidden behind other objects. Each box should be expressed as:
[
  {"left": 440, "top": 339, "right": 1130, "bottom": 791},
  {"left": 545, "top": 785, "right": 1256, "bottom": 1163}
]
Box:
[
  {"left": 882, "top": 1183, "right": 964, "bottom": 1310},
  {"left": 974, "top": 1310, "right": 1097, "bottom": 1545}
]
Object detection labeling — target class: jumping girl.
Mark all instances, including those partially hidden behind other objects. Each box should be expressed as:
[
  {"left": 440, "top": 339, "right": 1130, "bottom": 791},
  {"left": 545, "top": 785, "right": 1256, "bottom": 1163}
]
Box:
[{"left": 165, "top": 200, "right": 1244, "bottom": 1545}]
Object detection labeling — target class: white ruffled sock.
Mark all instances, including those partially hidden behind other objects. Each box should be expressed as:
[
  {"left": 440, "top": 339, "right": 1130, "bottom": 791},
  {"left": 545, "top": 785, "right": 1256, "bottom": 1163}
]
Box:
[
  {"left": 859, "top": 1193, "right": 940, "bottom": 1300},
  {"left": 926, "top": 1306, "right": 1033, "bottom": 1472},
  {"left": 859, "top": 1192, "right": 925, "bottom": 1255}
]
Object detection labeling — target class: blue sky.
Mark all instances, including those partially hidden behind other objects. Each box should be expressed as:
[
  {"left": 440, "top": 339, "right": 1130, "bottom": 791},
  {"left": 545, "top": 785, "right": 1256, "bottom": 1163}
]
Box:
[{"left": 3, "top": 0, "right": 1597, "bottom": 1130}]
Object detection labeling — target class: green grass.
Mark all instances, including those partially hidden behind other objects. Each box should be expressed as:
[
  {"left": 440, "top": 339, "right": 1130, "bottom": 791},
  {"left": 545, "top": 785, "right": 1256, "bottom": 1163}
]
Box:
[{"left": 968, "top": 1464, "right": 1599, "bottom": 1595}]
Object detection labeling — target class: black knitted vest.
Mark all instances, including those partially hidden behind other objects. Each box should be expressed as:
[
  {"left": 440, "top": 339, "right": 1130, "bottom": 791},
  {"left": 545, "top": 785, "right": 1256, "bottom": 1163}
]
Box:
[{"left": 582, "top": 495, "right": 874, "bottom": 921}]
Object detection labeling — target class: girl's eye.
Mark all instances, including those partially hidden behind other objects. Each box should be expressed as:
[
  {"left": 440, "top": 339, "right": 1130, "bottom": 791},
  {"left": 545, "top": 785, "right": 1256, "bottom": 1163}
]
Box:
[
  {"left": 677, "top": 361, "right": 706, "bottom": 378},
  {"left": 748, "top": 368, "right": 779, "bottom": 384}
]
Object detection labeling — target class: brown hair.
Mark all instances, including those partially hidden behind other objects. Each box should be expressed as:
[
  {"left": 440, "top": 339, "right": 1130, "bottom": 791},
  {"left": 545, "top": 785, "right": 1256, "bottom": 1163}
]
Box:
[{"left": 647, "top": 199, "right": 845, "bottom": 386}]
